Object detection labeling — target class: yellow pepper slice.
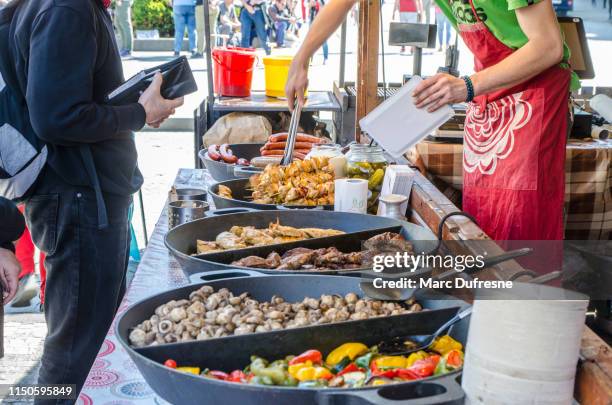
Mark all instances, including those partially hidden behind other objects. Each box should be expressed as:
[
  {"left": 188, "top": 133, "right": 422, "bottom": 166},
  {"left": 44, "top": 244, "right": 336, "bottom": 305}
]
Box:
[
  {"left": 288, "top": 360, "right": 313, "bottom": 378},
  {"left": 406, "top": 351, "right": 429, "bottom": 367},
  {"left": 430, "top": 336, "right": 463, "bottom": 355},
  {"left": 373, "top": 356, "right": 407, "bottom": 369},
  {"left": 294, "top": 366, "right": 333, "bottom": 382},
  {"left": 371, "top": 379, "right": 390, "bottom": 386},
  {"left": 176, "top": 367, "right": 201, "bottom": 375},
  {"left": 325, "top": 343, "right": 368, "bottom": 366}
]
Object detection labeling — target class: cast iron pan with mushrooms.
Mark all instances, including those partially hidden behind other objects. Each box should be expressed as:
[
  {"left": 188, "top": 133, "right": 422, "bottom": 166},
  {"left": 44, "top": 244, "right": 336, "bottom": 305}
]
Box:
[{"left": 116, "top": 271, "right": 469, "bottom": 405}]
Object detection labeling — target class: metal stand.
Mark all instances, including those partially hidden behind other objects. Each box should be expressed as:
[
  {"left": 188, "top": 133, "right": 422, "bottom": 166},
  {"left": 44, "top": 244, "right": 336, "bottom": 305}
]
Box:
[{"left": 388, "top": 22, "right": 437, "bottom": 76}]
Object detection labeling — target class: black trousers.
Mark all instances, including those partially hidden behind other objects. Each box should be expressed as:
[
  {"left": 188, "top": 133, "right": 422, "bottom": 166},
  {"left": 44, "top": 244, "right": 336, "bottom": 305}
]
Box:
[{"left": 24, "top": 169, "right": 131, "bottom": 404}]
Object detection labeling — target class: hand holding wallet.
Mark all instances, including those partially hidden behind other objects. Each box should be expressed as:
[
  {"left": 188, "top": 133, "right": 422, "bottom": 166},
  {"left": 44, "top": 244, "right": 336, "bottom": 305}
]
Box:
[{"left": 106, "top": 56, "right": 198, "bottom": 106}]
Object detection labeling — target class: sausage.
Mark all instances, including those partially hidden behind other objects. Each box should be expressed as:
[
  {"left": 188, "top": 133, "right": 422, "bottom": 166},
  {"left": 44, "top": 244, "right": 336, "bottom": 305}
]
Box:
[
  {"left": 268, "top": 133, "right": 326, "bottom": 144},
  {"left": 207, "top": 144, "right": 221, "bottom": 161},
  {"left": 294, "top": 152, "right": 308, "bottom": 160},
  {"left": 219, "top": 144, "right": 238, "bottom": 164},
  {"left": 261, "top": 149, "right": 311, "bottom": 156},
  {"left": 261, "top": 142, "right": 316, "bottom": 151},
  {"left": 236, "top": 158, "right": 250, "bottom": 166}
]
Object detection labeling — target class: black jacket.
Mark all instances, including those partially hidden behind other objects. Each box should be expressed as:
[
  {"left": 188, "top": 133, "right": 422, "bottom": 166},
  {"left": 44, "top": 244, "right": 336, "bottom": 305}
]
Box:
[
  {"left": 3, "top": 0, "right": 145, "bottom": 196},
  {"left": 0, "top": 197, "right": 24, "bottom": 252}
]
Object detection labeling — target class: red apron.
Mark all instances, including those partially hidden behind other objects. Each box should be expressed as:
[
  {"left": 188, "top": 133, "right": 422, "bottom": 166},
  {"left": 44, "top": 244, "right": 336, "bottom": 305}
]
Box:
[{"left": 458, "top": 0, "right": 570, "bottom": 241}]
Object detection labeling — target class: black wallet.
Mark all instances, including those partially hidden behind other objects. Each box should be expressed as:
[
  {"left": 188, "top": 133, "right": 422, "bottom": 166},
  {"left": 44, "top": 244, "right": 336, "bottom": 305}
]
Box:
[{"left": 106, "top": 56, "right": 198, "bottom": 106}]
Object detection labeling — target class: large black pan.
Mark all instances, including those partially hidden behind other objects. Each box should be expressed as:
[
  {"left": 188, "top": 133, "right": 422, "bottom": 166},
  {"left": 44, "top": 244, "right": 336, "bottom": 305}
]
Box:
[
  {"left": 209, "top": 178, "right": 335, "bottom": 211},
  {"left": 199, "top": 143, "right": 264, "bottom": 182},
  {"left": 116, "top": 271, "right": 469, "bottom": 405},
  {"left": 164, "top": 209, "right": 437, "bottom": 277}
]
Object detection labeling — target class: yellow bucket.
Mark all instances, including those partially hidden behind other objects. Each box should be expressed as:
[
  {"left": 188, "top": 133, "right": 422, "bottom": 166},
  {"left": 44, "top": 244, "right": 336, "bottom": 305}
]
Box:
[{"left": 263, "top": 56, "right": 299, "bottom": 98}]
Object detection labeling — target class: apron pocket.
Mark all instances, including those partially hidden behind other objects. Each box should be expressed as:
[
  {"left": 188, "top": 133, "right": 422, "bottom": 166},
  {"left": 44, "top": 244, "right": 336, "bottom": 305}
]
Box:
[{"left": 463, "top": 88, "right": 544, "bottom": 191}]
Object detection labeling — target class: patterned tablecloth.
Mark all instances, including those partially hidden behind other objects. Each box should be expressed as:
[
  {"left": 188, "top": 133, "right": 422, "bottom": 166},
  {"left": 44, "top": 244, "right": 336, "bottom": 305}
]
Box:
[
  {"left": 78, "top": 169, "right": 209, "bottom": 405},
  {"left": 406, "top": 139, "right": 612, "bottom": 240}
]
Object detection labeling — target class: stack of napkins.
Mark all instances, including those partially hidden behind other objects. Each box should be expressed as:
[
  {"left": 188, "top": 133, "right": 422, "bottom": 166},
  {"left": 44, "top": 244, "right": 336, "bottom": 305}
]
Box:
[{"left": 377, "top": 166, "right": 416, "bottom": 216}]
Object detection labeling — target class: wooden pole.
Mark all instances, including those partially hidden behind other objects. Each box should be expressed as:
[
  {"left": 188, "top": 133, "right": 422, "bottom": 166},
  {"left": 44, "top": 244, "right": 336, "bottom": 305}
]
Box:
[{"left": 356, "top": 0, "right": 380, "bottom": 142}]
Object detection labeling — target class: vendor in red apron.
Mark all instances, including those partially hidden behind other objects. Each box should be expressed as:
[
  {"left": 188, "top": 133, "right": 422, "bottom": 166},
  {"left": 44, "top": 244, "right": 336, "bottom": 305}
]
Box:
[{"left": 285, "top": 0, "right": 578, "bottom": 241}]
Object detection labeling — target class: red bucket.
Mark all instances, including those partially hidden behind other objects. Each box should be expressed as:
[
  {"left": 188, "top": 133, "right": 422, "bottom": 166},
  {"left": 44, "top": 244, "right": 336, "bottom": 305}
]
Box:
[{"left": 212, "top": 47, "right": 257, "bottom": 97}]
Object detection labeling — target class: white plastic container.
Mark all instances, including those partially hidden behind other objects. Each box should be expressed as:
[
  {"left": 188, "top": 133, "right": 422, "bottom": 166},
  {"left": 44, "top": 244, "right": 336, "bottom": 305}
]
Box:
[
  {"left": 359, "top": 76, "right": 454, "bottom": 158},
  {"left": 462, "top": 284, "right": 588, "bottom": 405}
]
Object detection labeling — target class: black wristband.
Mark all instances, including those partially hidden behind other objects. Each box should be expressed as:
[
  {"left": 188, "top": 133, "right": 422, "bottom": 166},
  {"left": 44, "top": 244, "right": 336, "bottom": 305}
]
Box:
[{"left": 462, "top": 75, "right": 474, "bottom": 103}]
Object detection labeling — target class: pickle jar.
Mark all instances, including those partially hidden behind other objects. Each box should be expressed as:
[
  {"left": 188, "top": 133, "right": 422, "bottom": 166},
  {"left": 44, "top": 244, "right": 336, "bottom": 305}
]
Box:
[{"left": 345, "top": 144, "right": 388, "bottom": 213}]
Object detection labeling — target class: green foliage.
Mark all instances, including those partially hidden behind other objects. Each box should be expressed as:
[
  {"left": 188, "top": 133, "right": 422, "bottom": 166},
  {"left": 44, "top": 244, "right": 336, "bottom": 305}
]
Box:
[{"left": 132, "top": 0, "right": 174, "bottom": 37}]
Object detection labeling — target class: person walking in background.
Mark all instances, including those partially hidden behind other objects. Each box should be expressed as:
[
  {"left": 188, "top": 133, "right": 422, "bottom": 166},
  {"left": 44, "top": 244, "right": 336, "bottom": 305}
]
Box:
[
  {"left": 420, "top": 0, "right": 430, "bottom": 23},
  {"left": 218, "top": 0, "right": 240, "bottom": 46},
  {"left": 393, "top": 0, "right": 421, "bottom": 53},
  {"left": 308, "top": 0, "right": 327, "bottom": 64},
  {"left": 240, "top": 0, "right": 271, "bottom": 54},
  {"left": 270, "top": 0, "right": 295, "bottom": 47},
  {"left": 115, "top": 0, "right": 134, "bottom": 57},
  {"left": 194, "top": 0, "right": 218, "bottom": 57},
  {"left": 172, "top": 0, "right": 198, "bottom": 57},
  {"left": 435, "top": 4, "right": 451, "bottom": 52}
]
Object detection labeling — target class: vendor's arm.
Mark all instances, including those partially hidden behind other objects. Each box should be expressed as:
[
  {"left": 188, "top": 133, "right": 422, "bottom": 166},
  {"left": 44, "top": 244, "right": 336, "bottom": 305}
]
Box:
[
  {"left": 413, "top": 0, "right": 564, "bottom": 111},
  {"left": 26, "top": 6, "right": 182, "bottom": 144},
  {"left": 285, "top": 0, "right": 357, "bottom": 107}
]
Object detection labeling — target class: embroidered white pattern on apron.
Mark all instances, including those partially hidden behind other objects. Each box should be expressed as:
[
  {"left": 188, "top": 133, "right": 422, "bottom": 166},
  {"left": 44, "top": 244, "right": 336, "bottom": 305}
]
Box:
[{"left": 464, "top": 92, "right": 532, "bottom": 175}]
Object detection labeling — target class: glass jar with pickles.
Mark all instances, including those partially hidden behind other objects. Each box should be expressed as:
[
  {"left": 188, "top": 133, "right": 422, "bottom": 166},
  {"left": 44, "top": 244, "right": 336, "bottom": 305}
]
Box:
[{"left": 345, "top": 144, "right": 388, "bottom": 214}]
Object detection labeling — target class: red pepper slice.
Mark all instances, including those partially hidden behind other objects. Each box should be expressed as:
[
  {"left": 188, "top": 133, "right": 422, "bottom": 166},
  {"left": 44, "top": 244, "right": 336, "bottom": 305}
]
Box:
[
  {"left": 396, "top": 368, "right": 421, "bottom": 380},
  {"left": 337, "top": 363, "right": 363, "bottom": 376},
  {"left": 163, "top": 359, "right": 177, "bottom": 369},
  {"left": 288, "top": 349, "right": 323, "bottom": 366},
  {"left": 370, "top": 362, "right": 399, "bottom": 378},
  {"left": 408, "top": 356, "right": 440, "bottom": 378},
  {"left": 208, "top": 370, "right": 229, "bottom": 380},
  {"left": 445, "top": 350, "right": 463, "bottom": 368},
  {"left": 226, "top": 370, "right": 247, "bottom": 383}
]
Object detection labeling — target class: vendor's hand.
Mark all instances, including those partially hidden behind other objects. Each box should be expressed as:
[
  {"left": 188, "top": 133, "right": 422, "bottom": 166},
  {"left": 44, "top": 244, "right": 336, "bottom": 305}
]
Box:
[
  {"left": 413, "top": 73, "right": 468, "bottom": 112},
  {"left": 0, "top": 247, "right": 21, "bottom": 305},
  {"left": 285, "top": 56, "right": 309, "bottom": 110},
  {"left": 138, "top": 72, "right": 184, "bottom": 126}
]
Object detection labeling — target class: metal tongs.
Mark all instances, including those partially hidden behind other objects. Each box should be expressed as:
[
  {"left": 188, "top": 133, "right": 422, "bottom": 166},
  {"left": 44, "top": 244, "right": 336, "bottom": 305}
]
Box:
[{"left": 280, "top": 100, "right": 303, "bottom": 166}]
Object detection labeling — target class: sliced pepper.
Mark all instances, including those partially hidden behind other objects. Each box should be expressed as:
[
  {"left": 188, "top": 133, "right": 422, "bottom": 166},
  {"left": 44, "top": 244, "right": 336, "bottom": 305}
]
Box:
[
  {"left": 250, "top": 356, "right": 288, "bottom": 385},
  {"left": 330, "top": 356, "right": 352, "bottom": 374},
  {"left": 226, "top": 370, "right": 247, "bottom": 382},
  {"left": 288, "top": 360, "right": 313, "bottom": 378},
  {"left": 430, "top": 335, "right": 463, "bottom": 355},
  {"left": 289, "top": 350, "right": 323, "bottom": 366},
  {"left": 370, "top": 362, "right": 399, "bottom": 378},
  {"left": 445, "top": 350, "right": 464, "bottom": 369},
  {"left": 177, "top": 367, "right": 201, "bottom": 375},
  {"left": 295, "top": 366, "right": 333, "bottom": 382},
  {"left": 406, "top": 351, "right": 429, "bottom": 367},
  {"left": 373, "top": 356, "right": 407, "bottom": 369},
  {"left": 326, "top": 343, "right": 369, "bottom": 366},
  {"left": 355, "top": 352, "right": 375, "bottom": 369},
  {"left": 396, "top": 368, "right": 421, "bottom": 381},
  {"left": 298, "top": 379, "right": 329, "bottom": 388},
  {"left": 408, "top": 356, "right": 440, "bottom": 378},
  {"left": 337, "top": 363, "right": 363, "bottom": 376}
]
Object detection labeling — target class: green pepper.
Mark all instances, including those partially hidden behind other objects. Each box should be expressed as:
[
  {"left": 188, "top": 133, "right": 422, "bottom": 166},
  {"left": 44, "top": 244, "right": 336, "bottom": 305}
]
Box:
[
  {"left": 249, "top": 375, "right": 275, "bottom": 385},
  {"left": 355, "top": 352, "right": 375, "bottom": 369},
  {"left": 330, "top": 356, "right": 352, "bottom": 374},
  {"left": 280, "top": 374, "right": 299, "bottom": 386},
  {"left": 298, "top": 379, "right": 329, "bottom": 388},
  {"left": 250, "top": 356, "right": 287, "bottom": 385}
]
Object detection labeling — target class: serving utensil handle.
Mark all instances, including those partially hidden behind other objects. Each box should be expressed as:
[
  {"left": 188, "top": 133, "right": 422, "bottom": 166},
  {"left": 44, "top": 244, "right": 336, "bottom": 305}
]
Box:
[{"left": 281, "top": 100, "right": 303, "bottom": 166}]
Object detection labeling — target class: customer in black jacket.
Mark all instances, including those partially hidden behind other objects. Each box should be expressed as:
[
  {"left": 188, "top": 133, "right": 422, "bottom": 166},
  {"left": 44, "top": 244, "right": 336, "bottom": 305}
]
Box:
[
  {"left": 0, "top": 197, "right": 24, "bottom": 305},
  {"left": 2, "top": 0, "right": 182, "bottom": 398}
]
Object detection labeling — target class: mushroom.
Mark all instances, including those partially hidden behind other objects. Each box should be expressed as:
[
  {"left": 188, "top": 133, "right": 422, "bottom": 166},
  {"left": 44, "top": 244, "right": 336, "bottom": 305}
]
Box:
[
  {"left": 158, "top": 319, "right": 173, "bottom": 335},
  {"left": 129, "top": 328, "right": 146, "bottom": 347},
  {"left": 169, "top": 307, "right": 187, "bottom": 323}
]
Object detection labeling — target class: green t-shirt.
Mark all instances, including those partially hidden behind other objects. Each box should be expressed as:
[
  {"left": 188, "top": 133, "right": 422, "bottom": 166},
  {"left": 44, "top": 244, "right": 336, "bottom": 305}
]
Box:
[{"left": 435, "top": 0, "right": 580, "bottom": 90}]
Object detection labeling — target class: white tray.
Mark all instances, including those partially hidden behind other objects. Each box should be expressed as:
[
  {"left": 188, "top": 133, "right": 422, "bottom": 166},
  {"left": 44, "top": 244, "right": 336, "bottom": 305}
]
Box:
[{"left": 359, "top": 76, "right": 455, "bottom": 157}]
